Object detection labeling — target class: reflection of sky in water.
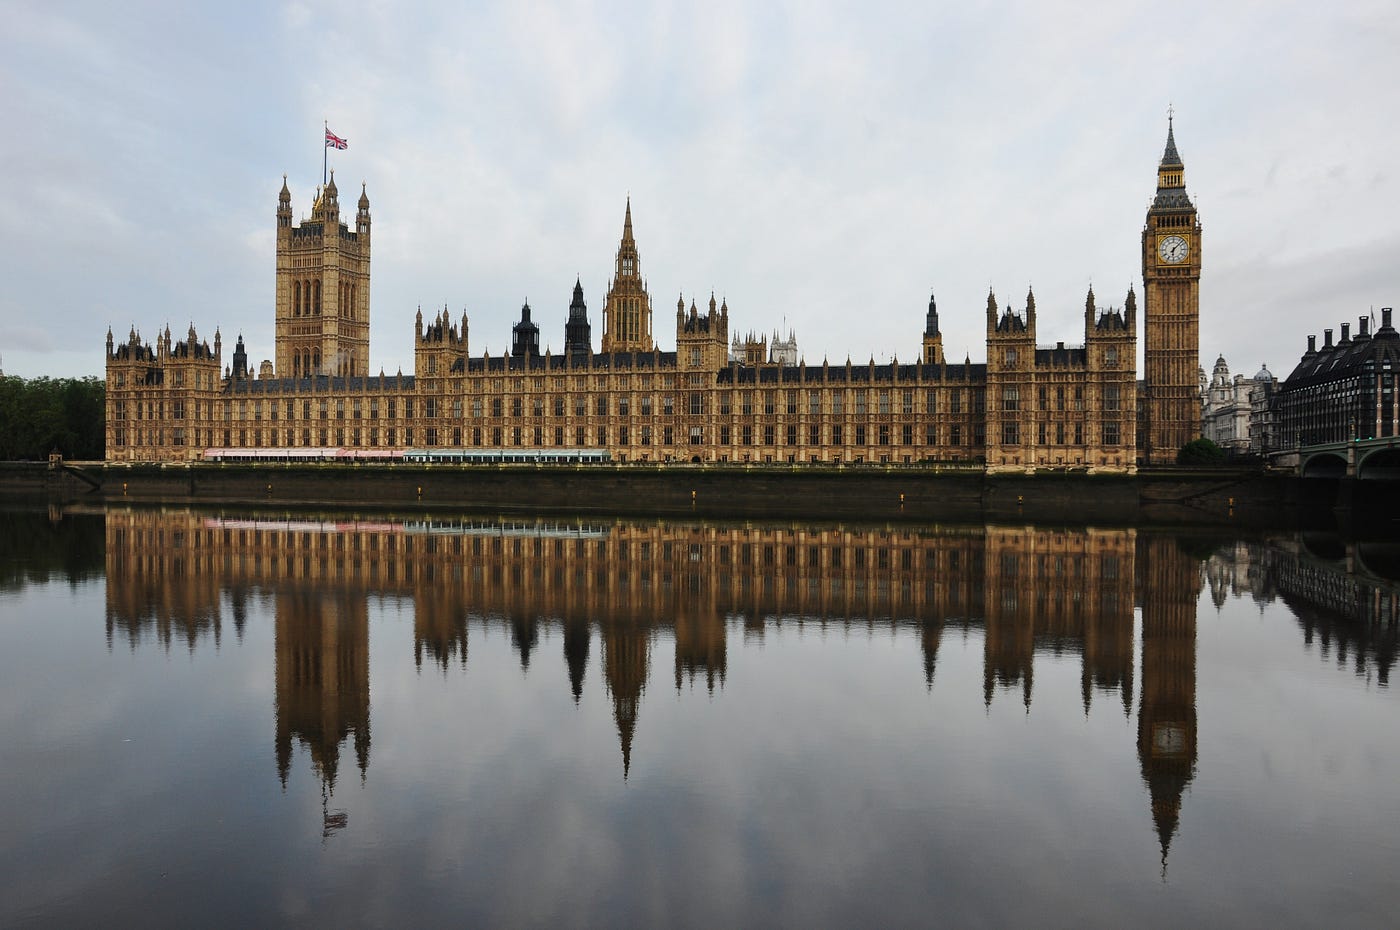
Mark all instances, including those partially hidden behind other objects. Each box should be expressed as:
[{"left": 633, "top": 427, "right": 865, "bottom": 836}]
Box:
[{"left": 0, "top": 508, "right": 1397, "bottom": 928}]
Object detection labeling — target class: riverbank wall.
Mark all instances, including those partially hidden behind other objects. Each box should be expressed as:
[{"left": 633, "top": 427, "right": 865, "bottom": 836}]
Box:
[{"left": 4, "top": 460, "right": 1381, "bottom": 529}]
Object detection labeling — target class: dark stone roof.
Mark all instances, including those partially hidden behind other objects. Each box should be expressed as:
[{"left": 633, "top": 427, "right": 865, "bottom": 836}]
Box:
[
  {"left": 716, "top": 362, "right": 987, "bottom": 385},
  {"left": 1034, "top": 346, "right": 1088, "bottom": 367},
  {"left": 1283, "top": 317, "right": 1400, "bottom": 388},
  {"left": 225, "top": 374, "right": 417, "bottom": 395}
]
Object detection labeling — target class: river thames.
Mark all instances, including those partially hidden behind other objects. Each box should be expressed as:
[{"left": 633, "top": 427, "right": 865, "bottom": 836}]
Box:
[{"left": 1, "top": 504, "right": 1396, "bottom": 927}]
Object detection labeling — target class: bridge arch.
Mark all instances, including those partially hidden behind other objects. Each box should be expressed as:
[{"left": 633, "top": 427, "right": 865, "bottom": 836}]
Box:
[
  {"left": 1357, "top": 448, "right": 1400, "bottom": 481},
  {"left": 1301, "top": 452, "right": 1348, "bottom": 478}
]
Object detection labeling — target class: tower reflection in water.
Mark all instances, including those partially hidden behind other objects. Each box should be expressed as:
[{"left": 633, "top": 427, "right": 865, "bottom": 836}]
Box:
[{"left": 105, "top": 509, "right": 1212, "bottom": 858}]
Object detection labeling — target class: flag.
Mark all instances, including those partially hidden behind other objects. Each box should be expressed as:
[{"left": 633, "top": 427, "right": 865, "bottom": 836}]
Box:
[{"left": 325, "top": 128, "right": 348, "bottom": 150}]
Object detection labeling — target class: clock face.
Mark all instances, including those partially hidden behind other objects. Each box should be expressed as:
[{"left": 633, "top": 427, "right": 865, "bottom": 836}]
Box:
[{"left": 1158, "top": 235, "right": 1189, "bottom": 264}]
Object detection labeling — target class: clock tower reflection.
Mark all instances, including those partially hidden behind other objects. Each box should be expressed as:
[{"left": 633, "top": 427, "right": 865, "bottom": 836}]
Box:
[{"left": 1135, "top": 535, "right": 1201, "bottom": 872}]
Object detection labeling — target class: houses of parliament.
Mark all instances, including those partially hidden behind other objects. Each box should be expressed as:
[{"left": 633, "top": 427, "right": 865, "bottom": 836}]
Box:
[{"left": 104, "top": 121, "right": 1201, "bottom": 469}]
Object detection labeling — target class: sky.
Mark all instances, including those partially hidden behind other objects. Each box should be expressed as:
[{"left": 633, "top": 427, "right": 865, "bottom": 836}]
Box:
[{"left": 2, "top": 0, "right": 1397, "bottom": 382}]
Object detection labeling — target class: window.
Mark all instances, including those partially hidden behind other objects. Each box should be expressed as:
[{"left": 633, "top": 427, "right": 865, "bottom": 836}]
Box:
[
  {"left": 1003, "top": 423, "right": 1019, "bottom": 445},
  {"left": 1104, "top": 421, "right": 1121, "bottom": 445},
  {"left": 1105, "top": 385, "right": 1120, "bottom": 412},
  {"left": 950, "top": 390, "right": 961, "bottom": 414},
  {"left": 1003, "top": 387, "right": 1019, "bottom": 412}
]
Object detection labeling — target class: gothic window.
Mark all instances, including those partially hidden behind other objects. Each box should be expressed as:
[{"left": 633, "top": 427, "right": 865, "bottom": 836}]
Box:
[
  {"left": 1105, "top": 385, "right": 1121, "bottom": 412},
  {"left": 1003, "top": 387, "right": 1019, "bottom": 412}
]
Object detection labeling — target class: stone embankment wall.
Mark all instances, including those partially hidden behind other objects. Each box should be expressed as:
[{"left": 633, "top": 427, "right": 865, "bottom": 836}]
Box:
[{"left": 0, "top": 461, "right": 1337, "bottom": 527}]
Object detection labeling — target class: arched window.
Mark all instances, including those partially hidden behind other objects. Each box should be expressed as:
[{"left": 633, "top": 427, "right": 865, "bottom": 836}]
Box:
[
  {"left": 314, "top": 281, "right": 322, "bottom": 314},
  {"left": 293, "top": 281, "right": 301, "bottom": 316}
]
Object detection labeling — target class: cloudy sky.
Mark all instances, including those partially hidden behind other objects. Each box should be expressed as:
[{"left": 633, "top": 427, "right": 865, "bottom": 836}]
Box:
[{"left": 2, "top": 0, "right": 1397, "bottom": 381}]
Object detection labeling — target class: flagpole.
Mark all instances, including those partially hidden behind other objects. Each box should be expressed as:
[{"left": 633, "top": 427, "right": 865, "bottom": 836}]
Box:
[{"left": 323, "top": 119, "right": 328, "bottom": 188}]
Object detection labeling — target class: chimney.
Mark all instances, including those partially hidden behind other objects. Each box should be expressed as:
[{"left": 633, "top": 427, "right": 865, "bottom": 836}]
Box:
[
  {"left": 1384, "top": 308, "right": 1394, "bottom": 330},
  {"left": 1307, "top": 335, "right": 1316, "bottom": 353},
  {"left": 1324, "top": 329, "right": 1333, "bottom": 348},
  {"left": 1340, "top": 322, "right": 1351, "bottom": 342},
  {"left": 1359, "top": 315, "right": 1370, "bottom": 337}
]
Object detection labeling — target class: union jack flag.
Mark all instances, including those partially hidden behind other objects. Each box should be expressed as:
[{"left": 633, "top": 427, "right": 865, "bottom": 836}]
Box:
[{"left": 325, "top": 128, "right": 348, "bottom": 150}]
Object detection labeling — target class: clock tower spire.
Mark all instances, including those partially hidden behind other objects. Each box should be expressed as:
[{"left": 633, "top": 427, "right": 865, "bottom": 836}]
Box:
[{"left": 1141, "top": 113, "right": 1201, "bottom": 465}]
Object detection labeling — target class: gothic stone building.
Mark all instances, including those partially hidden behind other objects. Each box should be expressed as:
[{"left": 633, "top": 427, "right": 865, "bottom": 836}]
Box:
[{"left": 106, "top": 124, "right": 1201, "bottom": 472}]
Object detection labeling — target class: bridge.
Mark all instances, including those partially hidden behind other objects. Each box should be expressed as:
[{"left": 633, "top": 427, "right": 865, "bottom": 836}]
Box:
[{"left": 1284, "top": 436, "right": 1400, "bottom": 479}]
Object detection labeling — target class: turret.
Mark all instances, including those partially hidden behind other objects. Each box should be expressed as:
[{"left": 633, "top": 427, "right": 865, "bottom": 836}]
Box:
[
  {"left": 277, "top": 175, "right": 292, "bottom": 229},
  {"left": 564, "top": 278, "right": 591, "bottom": 364},
  {"left": 356, "top": 183, "right": 370, "bottom": 236},
  {"left": 232, "top": 333, "right": 249, "bottom": 380}
]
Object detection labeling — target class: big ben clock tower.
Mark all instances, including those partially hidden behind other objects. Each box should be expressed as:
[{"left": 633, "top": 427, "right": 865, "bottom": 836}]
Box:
[{"left": 1141, "top": 115, "right": 1201, "bottom": 465}]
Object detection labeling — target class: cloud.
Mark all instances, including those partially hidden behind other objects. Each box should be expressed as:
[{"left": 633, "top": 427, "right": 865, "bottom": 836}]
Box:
[{"left": 1, "top": 1, "right": 1398, "bottom": 378}]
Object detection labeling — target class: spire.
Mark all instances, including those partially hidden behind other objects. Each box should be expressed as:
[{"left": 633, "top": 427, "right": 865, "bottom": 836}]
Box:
[
  {"left": 622, "top": 196, "right": 634, "bottom": 245},
  {"left": 1161, "top": 110, "right": 1183, "bottom": 168},
  {"left": 358, "top": 182, "right": 369, "bottom": 210},
  {"left": 924, "top": 292, "right": 940, "bottom": 337},
  {"left": 986, "top": 288, "right": 998, "bottom": 325},
  {"left": 1025, "top": 285, "right": 1036, "bottom": 323},
  {"left": 279, "top": 175, "right": 291, "bottom": 203}
]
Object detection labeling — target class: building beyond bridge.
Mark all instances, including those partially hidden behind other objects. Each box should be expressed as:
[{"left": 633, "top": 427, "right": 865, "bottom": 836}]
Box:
[{"left": 105, "top": 122, "right": 1203, "bottom": 472}]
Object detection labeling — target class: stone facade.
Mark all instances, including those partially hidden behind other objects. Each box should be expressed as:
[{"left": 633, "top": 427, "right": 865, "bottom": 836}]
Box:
[
  {"left": 1200, "top": 356, "right": 1277, "bottom": 454},
  {"left": 107, "top": 124, "right": 1203, "bottom": 472}
]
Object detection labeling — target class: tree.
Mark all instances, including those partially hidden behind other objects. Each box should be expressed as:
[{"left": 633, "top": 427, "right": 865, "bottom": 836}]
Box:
[
  {"left": 1177, "top": 437, "right": 1225, "bottom": 466},
  {"left": 0, "top": 376, "right": 105, "bottom": 460}
]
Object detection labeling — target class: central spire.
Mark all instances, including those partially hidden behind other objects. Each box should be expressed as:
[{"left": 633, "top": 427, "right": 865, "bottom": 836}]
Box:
[{"left": 601, "top": 197, "right": 653, "bottom": 353}]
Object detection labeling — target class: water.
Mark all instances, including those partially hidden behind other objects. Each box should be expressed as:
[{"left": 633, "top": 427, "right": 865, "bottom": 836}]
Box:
[{"left": 0, "top": 504, "right": 1396, "bottom": 927}]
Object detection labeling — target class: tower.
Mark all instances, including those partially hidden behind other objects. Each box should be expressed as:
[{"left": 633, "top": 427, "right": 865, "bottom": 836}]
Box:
[
  {"left": 1142, "top": 116, "right": 1202, "bottom": 464},
  {"left": 676, "top": 292, "right": 729, "bottom": 372},
  {"left": 600, "top": 198, "right": 653, "bottom": 353},
  {"left": 511, "top": 300, "right": 540, "bottom": 357},
  {"left": 274, "top": 174, "right": 371, "bottom": 379},
  {"left": 564, "top": 277, "right": 592, "bottom": 364},
  {"left": 922, "top": 292, "right": 945, "bottom": 364}
]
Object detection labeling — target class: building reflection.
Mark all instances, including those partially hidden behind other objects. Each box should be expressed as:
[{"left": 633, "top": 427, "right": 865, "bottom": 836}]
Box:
[
  {"left": 104, "top": 508, "right": 1204, "bottom": 857},
  {"left": 273, "top": 589, "right": 370, "bottom": 790},
  {"left": 1206, "top": 535, "right": 1399, "bottom": 687}
]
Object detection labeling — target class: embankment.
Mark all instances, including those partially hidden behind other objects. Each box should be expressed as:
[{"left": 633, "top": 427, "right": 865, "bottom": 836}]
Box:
[{"left": 4, "top": 460, "right": 1380, "bottom": 528}]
